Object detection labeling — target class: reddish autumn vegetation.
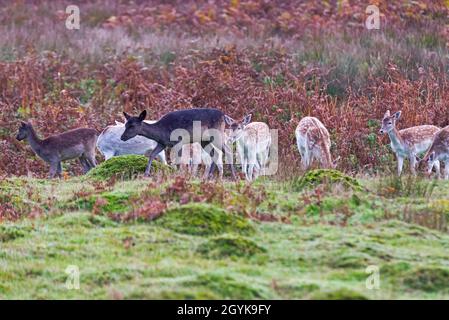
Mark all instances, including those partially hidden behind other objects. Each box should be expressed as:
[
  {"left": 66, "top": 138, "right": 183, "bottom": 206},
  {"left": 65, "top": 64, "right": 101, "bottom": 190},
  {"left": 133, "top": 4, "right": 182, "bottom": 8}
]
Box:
[{"left": 0, "top": 0, "right": 448, "bottom": 177}]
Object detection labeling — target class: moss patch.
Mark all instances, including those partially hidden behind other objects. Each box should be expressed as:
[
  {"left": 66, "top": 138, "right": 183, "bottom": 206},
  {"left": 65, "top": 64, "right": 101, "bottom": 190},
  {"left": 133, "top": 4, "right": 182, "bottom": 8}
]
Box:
[
  {"left": 293, "top": 169, "right": 362, "bottom": 191},
  {"left": 187, "top": 273, "right": 269, "bottom": 299},
  {"left": 0, "top": 225, "right": 29, "bottom": 242},
  {"left": 311, "top": 288, "right": 368, "bottom": 300},
  {"left": 87, "top": 155, "right": 172, "bottom": 180},
  {"left": 72, "top": 191, "right": 133, "bottom": 214},
  {"left": 157, "top": 203, "right": 254, "bottom": 236},
  {"left": 197, "top": 235, "right": 266, "bottom": 259},
  {"left": 326, "top": 252, "right": 374, "bottom": 269},
  {"left": 402, "top": 267, "right": 449, "bottom": 292}
]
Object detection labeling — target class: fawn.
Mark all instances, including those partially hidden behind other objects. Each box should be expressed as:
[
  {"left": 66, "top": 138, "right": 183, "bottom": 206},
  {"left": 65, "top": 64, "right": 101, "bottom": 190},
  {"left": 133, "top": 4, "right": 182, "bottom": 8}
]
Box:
[
  {"left": 121, "top": 109, "right": 236, "bottom": 179},
  {"left": 379, "top": 110, "right": 440, "bottom": 176},
  {"left": 177, "top": 143, "right": 212, "bottom": 179},
  {"left": 295, "top": 116, "right": 334, "bottom": 170},
  {"left": 97, "top": 120, "right": 166, "bottom": 164},
  {"left": 16, "top": 121, "right": 98, "bottom": 178},
  {"left": 421, "top": 126, "right": 449, "bottom": 179},
  {"left": 225, "top": 114, "right": 271, "bottom": 181}
]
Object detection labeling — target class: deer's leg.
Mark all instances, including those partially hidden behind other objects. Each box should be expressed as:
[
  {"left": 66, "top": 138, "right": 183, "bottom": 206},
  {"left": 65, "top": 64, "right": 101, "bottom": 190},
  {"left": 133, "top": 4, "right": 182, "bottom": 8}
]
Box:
[
  {"left": 247, "top": 151, "right": 257, "bottom": 182},
  {"left": 48, "top": 161, "right": 59, "bottom": 179},
  {"left": 397, "top": 155, "right": 404, "bottom": 176},
  {"left": 443, "top": 161, "right": 449, "bottom": 180},
  {"left": 409, "top": 154, "right": 417, "bottom": 176},
  {"left": 56, "top": 162, "right": 63, "bottom": 178},
  {"left": 85, "top": 152, "right": 97, "bottom": 170},
  {"left": 145, "top": 143, "right": 166, "bottom": 177},
  {"left": 156, "top": 151, "right": 167, "bottom": 165},
  {"left": 433, "top": 160, "right": 441, "bottom": 179},
  {"left": 223, "top": 142, "right": 236, "bottom": 179},
  {"left": 79, "top": 156, "right": 90, "bottom": 174}
]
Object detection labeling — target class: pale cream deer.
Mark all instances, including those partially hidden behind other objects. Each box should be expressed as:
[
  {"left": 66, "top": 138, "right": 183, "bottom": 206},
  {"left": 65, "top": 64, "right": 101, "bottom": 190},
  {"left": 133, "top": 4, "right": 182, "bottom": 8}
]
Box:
[
  {"left": 295, "top": 116, "right": 334, "bottom": 170},
  {"left": 379, "top": 110, "right": 440, "bottom": 176},
  {"left": 225, "top": 114, "right": 271, "bottom": 181},
  {"left": 421, "top": 126, "right": 449, "bottom": 179}
]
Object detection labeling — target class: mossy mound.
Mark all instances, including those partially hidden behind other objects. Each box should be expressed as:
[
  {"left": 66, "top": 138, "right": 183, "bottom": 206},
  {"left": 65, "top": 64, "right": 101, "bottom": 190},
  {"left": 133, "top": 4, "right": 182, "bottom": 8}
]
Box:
[
  {"left": 72, "top": 191, "right": 133, "bottom": 214},
  {"left": 402, "top": 267, "right": 449, "bottom": 292},
  {"left": 326, "top": 252, "right": 374, "bottom": 269},
  {"left": 197, "top": 235, "right": 266, "bottom": 259},
  {"left": 87, "top": 155, "right": 172, "bottom": 180},
  {"left": 0, "top": 225, "right": 29, "bottom": 242},
  {"left": 187, "top": 273, "right": 269, "bottom": 299},
  {"left": 157, "top": 203, "right": 254, "bottom": 236},
  {"left": 311, "top": 288, "right": 368, "bottom": 300},
  {"left": 293, "top": 169, "right": 362, "bottom": 191}
]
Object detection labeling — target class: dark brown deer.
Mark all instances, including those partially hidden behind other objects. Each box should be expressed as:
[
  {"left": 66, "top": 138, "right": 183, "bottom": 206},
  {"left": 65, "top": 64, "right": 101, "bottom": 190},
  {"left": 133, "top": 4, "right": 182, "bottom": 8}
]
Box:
[
  {"left": 16, "top": 121, "right": 98, "bottom": 178},
  {"left": 121, "top": 108, "right": 236, "bottom": 179}
]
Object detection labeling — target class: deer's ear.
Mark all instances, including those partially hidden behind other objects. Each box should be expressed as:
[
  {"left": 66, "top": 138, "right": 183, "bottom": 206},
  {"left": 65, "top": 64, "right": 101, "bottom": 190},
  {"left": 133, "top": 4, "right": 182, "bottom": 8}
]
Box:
[
  {"left": 415, "top": 155, "right": 422, "bottom": 163},
  {"left": 138, "top": 110, "right": 147, "bottom": 121},
  {"left": 242, "top": 114, "right": 252, "bottom": 126},
  {"left": 123, "top": 112, "right": 131, "bottom": 120},
  {"left": 384, "top": 110, "right": 390, "bottom": 118},
  {"left": 393, "top": 111, "right": 401, "bottom": 120},
  {"left": 20, "top": 121, "right": 27, "bottom": 126},
  {"left": 224, "top": 115, "right": 235, "bottom": 126}
]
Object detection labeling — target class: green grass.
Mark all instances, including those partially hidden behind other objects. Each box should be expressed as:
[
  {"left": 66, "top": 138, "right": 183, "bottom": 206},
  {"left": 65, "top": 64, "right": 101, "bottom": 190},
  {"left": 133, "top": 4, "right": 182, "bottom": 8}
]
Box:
[{"left": 1, "top": 172, "right": 449, "bottom": 299}]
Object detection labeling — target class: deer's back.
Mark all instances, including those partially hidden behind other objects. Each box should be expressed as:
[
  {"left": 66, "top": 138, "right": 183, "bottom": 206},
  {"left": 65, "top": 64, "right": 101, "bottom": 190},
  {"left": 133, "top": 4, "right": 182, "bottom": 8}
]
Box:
[
  {"left": 158, "top": 108, "right": 224, "bottom": 131},
  {"left": 429, "top": 126, "right": 449, "bottom": 153},
  {"left": 43, "top": 128, "right": 97, "bottom": 148},
  {"left": 296, "top": 117, "right": 331, "bottom": 148},
  {"left": 241, "top": 122, "right": 270, "bottom": 145},
  {"left": 398, "top": 125, "right": 440, "bottom": 146}
]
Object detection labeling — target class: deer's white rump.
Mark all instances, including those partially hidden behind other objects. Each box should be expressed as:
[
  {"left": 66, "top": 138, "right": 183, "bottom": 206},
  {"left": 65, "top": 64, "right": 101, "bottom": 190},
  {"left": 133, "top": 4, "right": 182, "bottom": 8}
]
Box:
[
  {"left": 96, "top": 120, "right": 167, "bottom": 164},
  {"left": 295, "top": 116, "right": 334, "bottom": 170}
]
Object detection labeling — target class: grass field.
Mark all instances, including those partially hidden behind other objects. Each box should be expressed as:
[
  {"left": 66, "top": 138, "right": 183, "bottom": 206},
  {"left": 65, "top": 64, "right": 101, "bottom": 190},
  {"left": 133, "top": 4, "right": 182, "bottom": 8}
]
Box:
[
  {"left": 1, "top": 158, "right": 449, "bottom": 299},
  {"left": 1, "top": 1, "right": 449, "bottom": 300}
]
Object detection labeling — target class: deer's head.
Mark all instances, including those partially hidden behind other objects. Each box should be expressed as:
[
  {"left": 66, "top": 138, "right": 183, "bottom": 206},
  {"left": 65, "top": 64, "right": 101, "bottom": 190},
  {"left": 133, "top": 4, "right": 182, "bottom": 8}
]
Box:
[
  {"left": 419, "top": 151, "right": 437, "bottom": 176},
  {"left": 121, "top": 110, "right": 146, "bottom": 141},
  {"left": 224, "top": 114, "right": 252, "bottom": 144},
  {"left": 379, "top": 110, "right": 401, "bottom": 134},
  {"left": 16, "top": 121, "right": 32, "bottom": 141}
]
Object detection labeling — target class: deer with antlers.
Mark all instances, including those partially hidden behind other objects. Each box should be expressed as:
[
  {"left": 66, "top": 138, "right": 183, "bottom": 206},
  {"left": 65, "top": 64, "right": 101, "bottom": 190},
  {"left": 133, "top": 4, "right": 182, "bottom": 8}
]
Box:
[
  {"left": 295, "top": 116, "right": 335, "bottom": 170},
  {"left": 379, "top": 110, "right": 440, "bottom": 176}
]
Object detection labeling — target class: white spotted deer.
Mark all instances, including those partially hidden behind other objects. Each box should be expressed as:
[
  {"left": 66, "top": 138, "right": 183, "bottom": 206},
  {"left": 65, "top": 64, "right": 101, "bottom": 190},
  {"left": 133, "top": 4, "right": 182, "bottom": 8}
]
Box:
[
  {"left": 379, "top": 110, "right": 440, "bottom": 176},
  {"left": 295, "top": 116, "right": 334, "bottom": 170},
  {"left": 421, "top": 126, "right": 449, "bottom": 179},
  {"left": 225, "top": 114, "right": 271, "bottom": 181}
]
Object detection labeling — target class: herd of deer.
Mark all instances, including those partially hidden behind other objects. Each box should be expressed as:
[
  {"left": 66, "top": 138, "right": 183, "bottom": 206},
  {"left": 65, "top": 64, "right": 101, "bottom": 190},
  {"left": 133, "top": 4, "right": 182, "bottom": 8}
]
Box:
[{"left": 16, "top": 108, "right": 449, "bottom": 180}]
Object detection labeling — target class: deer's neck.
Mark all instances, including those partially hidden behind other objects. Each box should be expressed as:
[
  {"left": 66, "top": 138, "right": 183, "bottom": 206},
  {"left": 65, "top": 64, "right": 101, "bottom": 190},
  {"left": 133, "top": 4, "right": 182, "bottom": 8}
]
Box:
[
  {"left": 387, "top": 127, "right": 406, "bottom": 150},
  {"left": 140, "top": 122, "right": 167, "bottom": 145},
  {"left": 26, "top": 127, "right": 44, "bottom": 155}
]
